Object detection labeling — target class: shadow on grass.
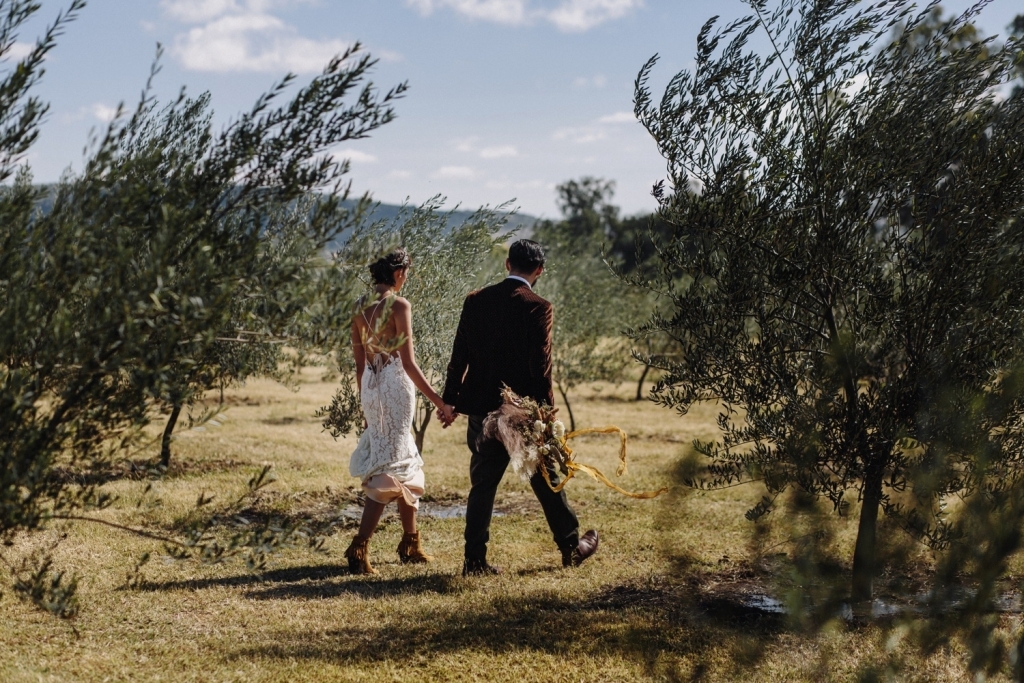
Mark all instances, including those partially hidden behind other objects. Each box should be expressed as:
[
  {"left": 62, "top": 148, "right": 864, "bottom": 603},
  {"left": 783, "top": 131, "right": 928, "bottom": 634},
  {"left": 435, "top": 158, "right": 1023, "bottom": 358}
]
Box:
[
  {"left": 141, "top": 564, "right": 463, "bottom": 600},
  {"left": 514, "top": 565, "right": 562, "bottom": 577},
  {"left": 246, "top": 571, "right": 463, "bottom": 600},
  {"left": 225, "top": 576, "right": 785, "bottom": 680},
  {"left": 140, "top": 563, "right": 354, "bottom": 591},
  {"left": 49, "top": 456, "right": 249, "bottom": 486}
]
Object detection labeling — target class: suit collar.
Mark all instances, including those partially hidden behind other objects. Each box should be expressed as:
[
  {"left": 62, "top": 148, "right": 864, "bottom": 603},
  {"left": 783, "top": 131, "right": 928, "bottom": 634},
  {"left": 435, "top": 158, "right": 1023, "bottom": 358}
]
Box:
[{"left": 505, "top": 275, "right": 533, "bottom": 290}]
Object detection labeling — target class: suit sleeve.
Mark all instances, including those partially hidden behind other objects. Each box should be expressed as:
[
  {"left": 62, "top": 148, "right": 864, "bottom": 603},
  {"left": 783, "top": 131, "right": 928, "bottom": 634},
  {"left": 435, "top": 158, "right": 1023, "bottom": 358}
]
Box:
[
  {"left": 442, "top": 296, "right": 473, "bottom": 406},
  {"left": 527, "top": 299, "right": 554, "bottom": 407}
]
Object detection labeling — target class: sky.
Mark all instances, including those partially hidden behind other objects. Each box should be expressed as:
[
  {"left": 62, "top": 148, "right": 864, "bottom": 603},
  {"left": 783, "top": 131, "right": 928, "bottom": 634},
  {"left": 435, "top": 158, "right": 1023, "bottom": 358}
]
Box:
[{"left": 11, "top": 0, "right": 1024, "bottom": 218}]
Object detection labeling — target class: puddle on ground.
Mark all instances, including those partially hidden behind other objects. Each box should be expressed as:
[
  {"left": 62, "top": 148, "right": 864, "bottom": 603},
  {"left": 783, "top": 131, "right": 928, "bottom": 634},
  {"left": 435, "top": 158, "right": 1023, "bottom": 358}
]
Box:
[
  {"left": 334, "top": 502, "right": 503, "bottom": 521},
  {"left": 421, "top": 503, "right": 468, "bottom": 519},
  {"left": 838, "top": 600, "right": 902, "bottom": 620},
  {"left": 739, "top": 593, "right": 787, "bottom": 614},
  {"left": 740, "top": 591, "right": 1024, "bottom": 620}
]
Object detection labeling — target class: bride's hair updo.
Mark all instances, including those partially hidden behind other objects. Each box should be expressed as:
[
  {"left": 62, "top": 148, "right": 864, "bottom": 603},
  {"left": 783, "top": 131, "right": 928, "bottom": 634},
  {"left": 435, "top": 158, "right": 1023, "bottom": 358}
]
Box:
[{"left": 369, "top": 248, "right": 412, "bottom": 286}]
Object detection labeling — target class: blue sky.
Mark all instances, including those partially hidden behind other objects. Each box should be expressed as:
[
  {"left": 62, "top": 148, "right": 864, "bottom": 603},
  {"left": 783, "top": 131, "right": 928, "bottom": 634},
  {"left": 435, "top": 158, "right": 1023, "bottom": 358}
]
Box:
[{"left": 14, "top": 0, "right": 1024, "bottom": 218}]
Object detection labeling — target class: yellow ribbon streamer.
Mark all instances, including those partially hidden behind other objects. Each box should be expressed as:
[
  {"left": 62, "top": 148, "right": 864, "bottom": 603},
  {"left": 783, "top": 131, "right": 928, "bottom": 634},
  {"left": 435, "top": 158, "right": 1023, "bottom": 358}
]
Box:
[{"left": 539, "top": 426, "right": 668, "bottom": 499}]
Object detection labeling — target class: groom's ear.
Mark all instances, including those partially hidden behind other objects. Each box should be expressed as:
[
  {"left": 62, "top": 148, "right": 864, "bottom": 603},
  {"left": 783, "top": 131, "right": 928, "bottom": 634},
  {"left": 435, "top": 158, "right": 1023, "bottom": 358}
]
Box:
[{"left": 505, "top": 258, "right": 512, "bottom": 273}]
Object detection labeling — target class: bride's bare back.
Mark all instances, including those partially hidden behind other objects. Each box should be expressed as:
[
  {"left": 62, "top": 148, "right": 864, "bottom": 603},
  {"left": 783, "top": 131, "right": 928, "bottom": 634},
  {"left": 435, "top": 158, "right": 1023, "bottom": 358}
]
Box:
[
  {"left": 354, "top": 294, "right": 403, "bottom": 360},
  {"left": 350, "top": 293, "right": 445, "bottom": 415}
]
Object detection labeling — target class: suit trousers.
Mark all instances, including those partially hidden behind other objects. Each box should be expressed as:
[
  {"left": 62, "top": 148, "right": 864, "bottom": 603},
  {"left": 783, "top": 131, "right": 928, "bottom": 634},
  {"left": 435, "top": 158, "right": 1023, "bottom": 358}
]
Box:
[{"left": 464, "top": 414, "right": 580, "bottom": 562}]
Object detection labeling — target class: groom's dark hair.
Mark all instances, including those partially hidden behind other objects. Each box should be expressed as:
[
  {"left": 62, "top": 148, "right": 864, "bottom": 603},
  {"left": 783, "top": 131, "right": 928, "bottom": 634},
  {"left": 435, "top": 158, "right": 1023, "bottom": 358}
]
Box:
[{"left": 508, "top": 239, "right": 545, "bottom": 272}]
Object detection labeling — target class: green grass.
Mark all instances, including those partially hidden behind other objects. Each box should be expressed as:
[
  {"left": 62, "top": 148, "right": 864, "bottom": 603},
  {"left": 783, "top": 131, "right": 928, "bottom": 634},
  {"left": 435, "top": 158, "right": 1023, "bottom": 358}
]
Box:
[{"left": 0, "top": 372, "right": 993, "bottom": 681}]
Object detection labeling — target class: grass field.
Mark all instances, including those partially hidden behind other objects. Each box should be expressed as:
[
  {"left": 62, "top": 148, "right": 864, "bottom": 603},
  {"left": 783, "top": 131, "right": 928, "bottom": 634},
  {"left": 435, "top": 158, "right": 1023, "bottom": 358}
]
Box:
[{"left": 0, "top": 370, "right": 995, "bottom": 681}]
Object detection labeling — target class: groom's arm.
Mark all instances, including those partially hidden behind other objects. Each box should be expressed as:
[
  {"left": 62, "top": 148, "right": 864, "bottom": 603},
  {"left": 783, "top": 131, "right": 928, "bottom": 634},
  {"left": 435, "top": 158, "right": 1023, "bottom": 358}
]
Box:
[
  {"left": 442, "top": 296, "right": 472, "bottom": 407},
  {"left": 526, "top": 299, "right": 555, "bottom": 407}
]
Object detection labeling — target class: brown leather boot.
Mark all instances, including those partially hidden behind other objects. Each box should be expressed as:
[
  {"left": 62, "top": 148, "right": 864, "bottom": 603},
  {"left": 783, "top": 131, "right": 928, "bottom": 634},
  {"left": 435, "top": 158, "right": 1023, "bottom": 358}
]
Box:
[
  {"left": 345, "top": 534, "right": 377, "bottom": 575},
  {"left": 562, "top": 529, "right": 599, "bottom": 568},
  {"left": 397, "top": 531, "right": 433, "bottom": 564}
]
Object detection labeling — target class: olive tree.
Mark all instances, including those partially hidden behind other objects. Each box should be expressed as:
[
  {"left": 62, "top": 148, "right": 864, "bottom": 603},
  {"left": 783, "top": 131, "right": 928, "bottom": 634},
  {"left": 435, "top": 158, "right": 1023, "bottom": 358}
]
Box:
[
  {"left": 630, "top": 0, "right": 1024, "bottom": 602},
  {"left": 0, "top": 0, "right": 402, "bottom": 615},
  {"left": 534, "top": 179, "right": 631, "bottom": 431},
  {"left": 153, "top": 192, "right": 362, "bottom": 468},
  {"left": 1012, "top": 13, "right": 1024, "bottom": 94}
]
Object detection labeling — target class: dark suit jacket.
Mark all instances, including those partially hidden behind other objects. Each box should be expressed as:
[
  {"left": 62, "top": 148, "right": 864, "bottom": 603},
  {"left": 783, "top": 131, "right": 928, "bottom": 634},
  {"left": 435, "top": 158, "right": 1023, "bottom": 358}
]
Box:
[{"left": 442, "top": 278, "right": 554, "bottom": 416}]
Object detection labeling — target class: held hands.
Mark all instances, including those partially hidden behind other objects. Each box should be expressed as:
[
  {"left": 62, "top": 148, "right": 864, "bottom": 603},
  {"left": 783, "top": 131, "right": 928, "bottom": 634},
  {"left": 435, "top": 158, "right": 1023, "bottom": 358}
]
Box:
[{"left": 435, "top": 403, "right": 458, "bottom": 428}]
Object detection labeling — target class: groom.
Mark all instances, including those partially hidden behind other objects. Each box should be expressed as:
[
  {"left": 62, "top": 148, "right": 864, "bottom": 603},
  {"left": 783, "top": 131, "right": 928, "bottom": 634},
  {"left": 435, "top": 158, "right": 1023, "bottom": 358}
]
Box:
[{"left": 439, "top": 239, "right": 598, "bottom": 576}]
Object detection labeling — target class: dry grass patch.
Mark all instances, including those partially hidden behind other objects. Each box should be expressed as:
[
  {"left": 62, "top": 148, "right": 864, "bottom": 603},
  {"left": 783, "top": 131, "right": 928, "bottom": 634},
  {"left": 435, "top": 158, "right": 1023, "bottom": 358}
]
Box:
[{"left": 0, "top": 373, "right": 1005, "bottom": 681}]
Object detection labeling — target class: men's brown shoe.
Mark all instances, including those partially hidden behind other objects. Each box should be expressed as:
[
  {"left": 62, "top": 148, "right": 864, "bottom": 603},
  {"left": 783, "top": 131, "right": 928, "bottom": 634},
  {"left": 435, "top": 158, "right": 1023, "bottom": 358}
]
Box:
[
  {"left": 562, "top": 529, "right": 599, "bottom": 568},
  {"left": 462, "top": 559, "right": 503, "bottom": 577}
]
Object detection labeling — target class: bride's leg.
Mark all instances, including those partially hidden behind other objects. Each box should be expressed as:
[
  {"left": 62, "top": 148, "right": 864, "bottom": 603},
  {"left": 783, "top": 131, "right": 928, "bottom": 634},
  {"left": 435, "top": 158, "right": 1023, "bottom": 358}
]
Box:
[
  {"left": 397, "top": 499, "right": 432, "bottom": 563},
  {"left": 359, "top": 498, "right": 387, "bottom": 538},
  {"left": 397, "top": 498, "right": 417, "bottom": 534},
  {"left": 346, "top": 497, "right": 386, "bottom": 575}
]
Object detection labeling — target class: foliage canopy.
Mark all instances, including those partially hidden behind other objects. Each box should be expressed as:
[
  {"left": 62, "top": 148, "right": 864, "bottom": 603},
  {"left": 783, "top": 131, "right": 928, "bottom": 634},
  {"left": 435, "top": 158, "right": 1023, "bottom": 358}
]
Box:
[
  {"left": 631, "top": 0, "right": 1024, "bottom": 607},
  {"left": 0, "top": 0, "right": 403, "bottom": 614}
]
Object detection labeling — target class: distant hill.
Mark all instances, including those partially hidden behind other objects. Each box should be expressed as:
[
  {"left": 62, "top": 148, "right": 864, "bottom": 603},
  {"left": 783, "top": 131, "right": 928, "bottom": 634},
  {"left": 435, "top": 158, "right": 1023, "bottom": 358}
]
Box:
[
  {"left": 347, "top": 200, "right": 539, "bottom": 237},
  {"left": 322, "top": 200, "right": 538, "bottom": 252},
  {"left": 29, "top": 187, "right": 539, "bottom": 243}
]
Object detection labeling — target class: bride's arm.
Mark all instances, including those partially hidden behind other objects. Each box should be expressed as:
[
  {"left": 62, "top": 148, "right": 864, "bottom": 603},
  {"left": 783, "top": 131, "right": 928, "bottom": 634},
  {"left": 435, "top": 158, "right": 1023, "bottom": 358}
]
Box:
[
  {"left": 393, "top": 298, "right": 444, "bottom": 408},
  {"left": 351, "top": 318, "right": 366, "bottom": 395}
]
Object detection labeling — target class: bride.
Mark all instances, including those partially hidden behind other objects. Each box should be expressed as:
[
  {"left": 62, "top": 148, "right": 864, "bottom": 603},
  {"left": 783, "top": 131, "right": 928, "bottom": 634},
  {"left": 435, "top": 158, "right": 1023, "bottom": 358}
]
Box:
[{"left": 344, "top": 248, "right": 453, "bottom": 574}]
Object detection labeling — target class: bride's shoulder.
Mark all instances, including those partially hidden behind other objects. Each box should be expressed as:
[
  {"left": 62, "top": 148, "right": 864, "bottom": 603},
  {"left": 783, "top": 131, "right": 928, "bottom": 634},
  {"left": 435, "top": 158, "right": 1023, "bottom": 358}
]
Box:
[{"left": 392, "top": 296, "right": 411, "bottom": 312}]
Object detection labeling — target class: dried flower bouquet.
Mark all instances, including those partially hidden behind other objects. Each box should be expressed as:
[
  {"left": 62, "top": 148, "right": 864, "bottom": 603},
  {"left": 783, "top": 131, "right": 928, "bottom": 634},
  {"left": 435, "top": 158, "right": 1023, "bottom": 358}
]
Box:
[{"left": 480, "top": 385, "right": 666, "bottom": 499}]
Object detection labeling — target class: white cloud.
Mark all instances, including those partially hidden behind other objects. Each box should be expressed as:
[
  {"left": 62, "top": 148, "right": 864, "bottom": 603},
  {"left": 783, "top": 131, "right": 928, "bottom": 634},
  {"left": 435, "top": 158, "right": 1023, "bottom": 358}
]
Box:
[
  {"left": 453, "top": 138, "right": 519, "bottom": 158},
  {"left": 162, "top": 0, "right": 240, "bottom": 23},
  {"left": 388, "top": 170, "right": 412, "bottom": 180},
  {"left": 161, "top": 0, "right": 315, "bottom": 22},
  {"left": 552, "top": 125, "right": 606, "bottom": 144},
  {"left": 6, "top": 41, "right": 34, "bottom": 60},
  {"left": 545, "top": 0, "right": 640, "bottom": 32},
  {"left": 333, "top": 148, "right": 377, "bottom": 164},
  {"left": 407, "top": 0, "right": 641, "bottom": 32},
  {"left": 92, "top": 103, "right": 120, "bottom": 123},
  {"left": 573, "top": 74, "right": 607, "bottom": 89},
  {"left": 162, "top": 0, "right": 353, "bottom": 74},
  {"left": 479, "top": 145, "right": 518, "bottom": 159},
  {"left": 551, "top": 110, "right": 636, "bottom": 145},
  {"left": 597, "top": 111, "right": 634, "bottom": 124},
  {"left": 432, "top": 165, "right": 476, "bottom": 180},
  {"left": 377, "top": 49, "right": 405, "bottom": 63},
  {"left": 171, "top": 13, "right": 349, "bottom": 73},
  {"left": 61, "top": 103, "right": 121, "bottom": 124},
  {"left": 407, "top": 0, "right": 527, "bottom": 25}
]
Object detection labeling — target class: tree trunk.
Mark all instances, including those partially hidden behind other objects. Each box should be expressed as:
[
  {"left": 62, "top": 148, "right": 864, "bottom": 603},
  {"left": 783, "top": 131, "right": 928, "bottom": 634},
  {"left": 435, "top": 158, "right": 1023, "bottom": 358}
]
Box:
[
  {"left": 412, "top": 397, "right": 431, "bottom": 454},
  {"left": 823, "top": 302, "right": 878, "bottom": 601},
  {"left": 851, "top": 467, "right": 883, "bottom": 602},
  {"left": 635, "top": 364, "right": 651, "bottom": 401},
  {"left": 557, "top": 386, "right": 576, "bottom": 433},
  {"left": 160, "top": 403, "right": 182, "bottom": 469}
]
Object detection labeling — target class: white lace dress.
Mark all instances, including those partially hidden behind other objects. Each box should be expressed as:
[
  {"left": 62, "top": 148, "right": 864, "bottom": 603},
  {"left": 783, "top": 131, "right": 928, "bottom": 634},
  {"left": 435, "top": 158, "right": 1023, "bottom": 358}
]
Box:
[{"left": 349, "top": 353, "right": 425, "bottom": 507}]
